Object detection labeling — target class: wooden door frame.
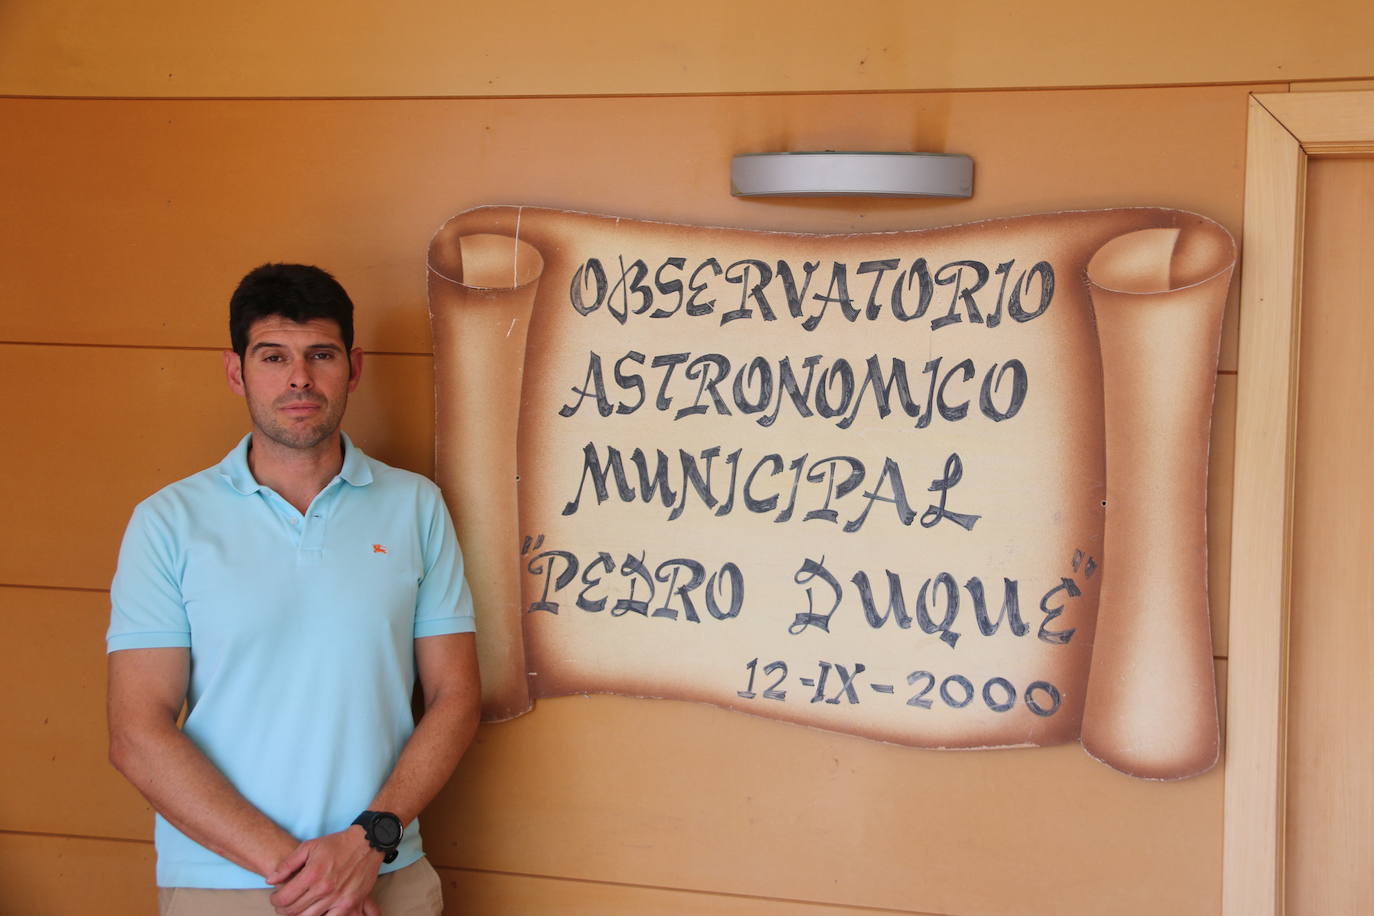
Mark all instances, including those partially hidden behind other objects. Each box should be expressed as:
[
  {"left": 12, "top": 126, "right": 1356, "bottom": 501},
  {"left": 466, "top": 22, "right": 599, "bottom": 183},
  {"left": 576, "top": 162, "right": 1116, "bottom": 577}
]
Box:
[{"left": 1224, "top": 89, "right": 1374, "bottom": 916}]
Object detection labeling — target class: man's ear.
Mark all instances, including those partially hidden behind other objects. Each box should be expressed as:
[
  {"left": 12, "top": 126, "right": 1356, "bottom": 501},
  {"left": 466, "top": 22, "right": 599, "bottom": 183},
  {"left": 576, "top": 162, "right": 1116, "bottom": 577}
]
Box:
[
  {"left": 224, "top": 349, "right": 246, "bottom": 396},
  {"left": 348, "top": 347, "right": 364, "bottom": 391}
]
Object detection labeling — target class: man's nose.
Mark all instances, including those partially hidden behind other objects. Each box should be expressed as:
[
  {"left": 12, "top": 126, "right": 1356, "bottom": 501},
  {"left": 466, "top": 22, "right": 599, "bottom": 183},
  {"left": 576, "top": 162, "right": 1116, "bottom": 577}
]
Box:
[{"left": 288, "top": 361, "right": 313, "bottom": 389}]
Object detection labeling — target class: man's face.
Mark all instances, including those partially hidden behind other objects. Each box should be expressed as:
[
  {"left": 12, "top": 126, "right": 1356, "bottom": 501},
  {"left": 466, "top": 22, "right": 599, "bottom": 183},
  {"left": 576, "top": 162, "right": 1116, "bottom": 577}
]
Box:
[{"left": 224, "top": 316, "right": 363, "bottom": 452}]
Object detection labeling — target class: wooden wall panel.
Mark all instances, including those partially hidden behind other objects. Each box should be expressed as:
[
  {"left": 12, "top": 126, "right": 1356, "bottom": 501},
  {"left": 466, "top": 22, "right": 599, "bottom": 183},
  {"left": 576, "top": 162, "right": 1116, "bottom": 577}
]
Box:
[
  {"left": 435, "top": 867, "right": 938, "bottom": 915},
  {"left": 1292, "top": 79, "right": 1374, "bottom": 93},
  {"left": 0, "top": 832, "right": 942, "bottom": 916},
  {"left": 0, "top": 833, "right": 156, "bottom": 916},
  {"left": 0, "top": 345, "right": 433, "bottom": 590},
  {"left": 422, "top": 680, "right": 1225, "bottom": 915},
  {"left": 0, "top": 832, "right": 939, "bottom": 916},
  {"left": 0, "top": 0, "right": 1368, "bottom": 97},
  {"left": 0, "top": 587, "right": 149, "bottom": 840},
  {"left": 1, "top": 86, "right": 1269, "bottom": 368}
]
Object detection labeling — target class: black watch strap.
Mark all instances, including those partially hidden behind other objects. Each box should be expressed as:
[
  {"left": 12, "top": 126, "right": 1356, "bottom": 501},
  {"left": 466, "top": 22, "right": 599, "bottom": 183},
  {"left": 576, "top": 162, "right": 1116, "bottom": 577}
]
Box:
[{"left": 352, "top": 810, "right": 403, "bottom": 864}]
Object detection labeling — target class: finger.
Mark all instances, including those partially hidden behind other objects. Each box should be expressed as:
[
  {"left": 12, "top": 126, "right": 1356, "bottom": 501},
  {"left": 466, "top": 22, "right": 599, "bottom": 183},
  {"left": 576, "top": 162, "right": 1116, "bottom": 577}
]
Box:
[
  {"left": 275, "top": 894, "right": 308, "bottom": 916},
  {"left": 275, "top": 878, "right": 325, "bottom": 916},
  {"left": 269, "top": 873, "right": 310, "bottom": 909},
  {"left": 320, "top": 899, "right": 366, "bottom": 916},
  {"left": 267, "top": 844, "right": 311, "bottom": 885},
  {"left": 294, "top": 895, "right": 336, "bottom": 916},
  {"left": 362, "top": 898, "right": 381, "bottom": 916}
]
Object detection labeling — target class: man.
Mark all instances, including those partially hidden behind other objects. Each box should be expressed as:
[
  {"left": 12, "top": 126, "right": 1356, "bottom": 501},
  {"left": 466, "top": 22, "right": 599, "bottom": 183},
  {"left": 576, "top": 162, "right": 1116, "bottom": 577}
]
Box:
[{"left": 107, "top": 264, "right": 479, "bottom": 916}]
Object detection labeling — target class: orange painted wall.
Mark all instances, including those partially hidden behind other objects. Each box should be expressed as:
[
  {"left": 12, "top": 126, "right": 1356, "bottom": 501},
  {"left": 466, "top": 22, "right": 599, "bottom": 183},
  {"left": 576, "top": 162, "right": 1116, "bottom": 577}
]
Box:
[
  {"left": 1, "top": 0, "right": 1372, "bottom": 96},
  {"left": 3, "top": 5, "right": 1357, "bottom": 914}
]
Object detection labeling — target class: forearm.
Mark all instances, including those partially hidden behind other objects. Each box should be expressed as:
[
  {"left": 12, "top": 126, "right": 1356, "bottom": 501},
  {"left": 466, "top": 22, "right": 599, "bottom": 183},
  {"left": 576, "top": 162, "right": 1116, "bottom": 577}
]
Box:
[
  {"left": 110, "top": 717, "right": 297, "bottom": 877},
  {"left": 367, "top": 688, "right": 480, "bottom": 826}
]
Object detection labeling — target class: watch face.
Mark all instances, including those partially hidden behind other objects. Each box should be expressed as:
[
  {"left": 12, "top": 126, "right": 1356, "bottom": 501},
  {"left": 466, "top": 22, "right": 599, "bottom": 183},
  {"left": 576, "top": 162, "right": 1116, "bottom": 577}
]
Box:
[{"left": 372, "top": 813, "right": 402, "bottom": 847}]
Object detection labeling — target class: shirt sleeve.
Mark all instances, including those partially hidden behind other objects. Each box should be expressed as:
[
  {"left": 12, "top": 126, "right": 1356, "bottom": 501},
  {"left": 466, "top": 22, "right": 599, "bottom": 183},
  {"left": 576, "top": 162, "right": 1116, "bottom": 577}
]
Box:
[
  {"left": 107, "top": 501, "right": 193, "bottom": 652},
  {"left": 413, "top": 483, "right": 476, "bottom": 638}
]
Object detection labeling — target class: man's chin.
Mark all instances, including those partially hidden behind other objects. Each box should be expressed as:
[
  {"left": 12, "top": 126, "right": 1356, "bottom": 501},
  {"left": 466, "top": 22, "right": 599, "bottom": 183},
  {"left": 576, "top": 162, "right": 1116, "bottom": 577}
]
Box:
[
  {"left": 247, "top": 402, "right": 345, "bottom": 453},
  {"left": 255, "top": 423, "right": 338, "bottom": 452}
]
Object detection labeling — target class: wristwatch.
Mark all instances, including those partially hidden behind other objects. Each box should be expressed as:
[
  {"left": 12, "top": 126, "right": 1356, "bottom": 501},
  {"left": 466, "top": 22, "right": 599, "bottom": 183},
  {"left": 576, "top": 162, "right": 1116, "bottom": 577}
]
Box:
[{"left": 352, "top": 810, "right": 404, "bottom": 863}]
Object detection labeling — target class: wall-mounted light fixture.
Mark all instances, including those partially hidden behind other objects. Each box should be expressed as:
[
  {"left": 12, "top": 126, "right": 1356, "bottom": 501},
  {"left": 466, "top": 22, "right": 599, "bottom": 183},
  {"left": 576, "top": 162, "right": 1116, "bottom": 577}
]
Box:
[{"left": 731, "top": 151, "right": 973, "bottom": 199}]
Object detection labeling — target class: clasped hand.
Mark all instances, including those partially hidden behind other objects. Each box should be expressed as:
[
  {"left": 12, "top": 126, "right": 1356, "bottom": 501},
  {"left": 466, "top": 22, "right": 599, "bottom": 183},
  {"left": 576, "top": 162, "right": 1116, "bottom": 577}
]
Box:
[{"left": 267, "top": 827, "right": 383, "bottom": 916}]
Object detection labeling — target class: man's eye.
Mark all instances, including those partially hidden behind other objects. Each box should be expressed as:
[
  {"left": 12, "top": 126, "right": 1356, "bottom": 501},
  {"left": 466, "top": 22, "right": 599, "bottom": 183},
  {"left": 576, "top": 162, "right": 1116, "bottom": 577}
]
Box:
[
  {"left": 311, "top": 351, "right": 334, "bottom": 359},
  {"left": 263, "top": 354, "right": 284, "bottom": 362}
]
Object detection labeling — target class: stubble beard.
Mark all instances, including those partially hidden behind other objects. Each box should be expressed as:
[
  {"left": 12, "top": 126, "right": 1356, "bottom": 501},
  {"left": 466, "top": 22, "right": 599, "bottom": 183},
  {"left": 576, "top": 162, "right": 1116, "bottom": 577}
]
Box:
[{"left": 248, "top": 392, "right": 347, "bottom": 452}]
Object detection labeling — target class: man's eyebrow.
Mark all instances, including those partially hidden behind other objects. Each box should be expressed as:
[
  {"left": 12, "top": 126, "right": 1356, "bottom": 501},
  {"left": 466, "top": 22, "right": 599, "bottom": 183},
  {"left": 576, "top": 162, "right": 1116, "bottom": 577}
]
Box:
[{"left": 248, "top": 340, "right": 344, "bottom": 353}]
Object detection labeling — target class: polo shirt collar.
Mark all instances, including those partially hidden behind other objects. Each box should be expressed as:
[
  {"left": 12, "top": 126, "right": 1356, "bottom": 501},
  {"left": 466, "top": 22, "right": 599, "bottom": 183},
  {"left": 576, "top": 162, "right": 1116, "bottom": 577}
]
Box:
[
  {"left": 337, "top": 433, "right": 374, "bottom": 487},
  {"left": 217, "top": 432, "right": 374, "bottom": 495}
]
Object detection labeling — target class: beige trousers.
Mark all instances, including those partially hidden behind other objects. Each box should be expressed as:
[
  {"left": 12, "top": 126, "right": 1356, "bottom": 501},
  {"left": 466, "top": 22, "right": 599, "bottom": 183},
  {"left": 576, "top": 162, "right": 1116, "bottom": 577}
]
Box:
[{"left": 156, "top": 857, "right": 443, "bottom": 916}]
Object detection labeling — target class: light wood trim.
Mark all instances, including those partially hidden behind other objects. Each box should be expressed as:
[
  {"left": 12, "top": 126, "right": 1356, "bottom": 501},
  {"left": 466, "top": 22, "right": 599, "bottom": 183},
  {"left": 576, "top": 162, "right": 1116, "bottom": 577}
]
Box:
[
  {"left": 1224, "top": 89, "right": 1374, "bottom": 916},
  {"left": 1256, "top": 91, "right": 1374, "bottom": 146},
  {"left": 1222, "top": 94, "right": 1304, "bottom": 916}
]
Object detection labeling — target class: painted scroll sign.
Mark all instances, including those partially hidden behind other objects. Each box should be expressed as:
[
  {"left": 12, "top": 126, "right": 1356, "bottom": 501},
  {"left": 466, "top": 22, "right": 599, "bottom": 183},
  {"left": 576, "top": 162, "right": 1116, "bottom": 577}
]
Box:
[{"left": 427, "top": 206, "right": 1234, "bottom": 780}]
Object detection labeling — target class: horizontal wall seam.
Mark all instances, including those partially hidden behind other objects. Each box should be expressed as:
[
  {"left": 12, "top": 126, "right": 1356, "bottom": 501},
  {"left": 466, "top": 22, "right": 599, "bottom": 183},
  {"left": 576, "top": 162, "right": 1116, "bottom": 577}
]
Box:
[
  {"left": 0, "top": 340, "right": 432, "bottom": 358},
  {"left": 0, "top": 583, "right": 109, "bottom": 594},
  {"left": 430, "top": 863, "right": 949, "bottom": 915},
  {"left": 0, "top": 78, "right": 1311, "bottom": 105},
  {"left": 0, "top": 828, "right": 150, "bottom": 846}
]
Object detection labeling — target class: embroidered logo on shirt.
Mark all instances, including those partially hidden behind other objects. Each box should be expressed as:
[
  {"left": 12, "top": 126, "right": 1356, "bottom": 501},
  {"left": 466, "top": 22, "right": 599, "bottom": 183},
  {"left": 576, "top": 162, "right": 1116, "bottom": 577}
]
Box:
[{"left": 372, "top": 544, "right": 389, "bottom": 554}]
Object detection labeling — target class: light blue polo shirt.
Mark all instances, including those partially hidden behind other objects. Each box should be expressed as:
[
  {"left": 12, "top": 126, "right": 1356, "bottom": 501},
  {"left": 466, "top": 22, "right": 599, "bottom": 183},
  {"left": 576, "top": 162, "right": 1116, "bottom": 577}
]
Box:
[{"left": 107, "top": 433, "right": 475, "bottom": 888}]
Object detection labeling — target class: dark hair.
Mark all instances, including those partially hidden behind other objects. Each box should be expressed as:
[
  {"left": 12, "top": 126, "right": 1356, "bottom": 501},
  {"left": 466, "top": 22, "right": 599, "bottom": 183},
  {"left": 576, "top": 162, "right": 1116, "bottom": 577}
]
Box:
[{"left": 228, "top": 263, "right": 355, "bottom": 358}]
